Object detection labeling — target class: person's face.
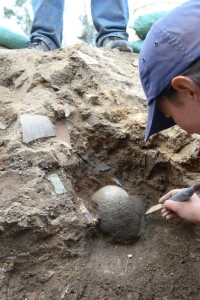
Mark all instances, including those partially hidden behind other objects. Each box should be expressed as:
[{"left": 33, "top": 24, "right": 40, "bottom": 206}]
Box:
[
  {"left": 158, "top": 93, "right": 200, "bottom": 134},
  {"left": 158, "top": 76, "right": 200, "bottom": 134}
]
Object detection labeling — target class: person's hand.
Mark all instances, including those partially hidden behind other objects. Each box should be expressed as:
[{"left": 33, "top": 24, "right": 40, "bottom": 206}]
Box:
[{"left": 159, "top": 189, "right": 200, "bottom": 226}]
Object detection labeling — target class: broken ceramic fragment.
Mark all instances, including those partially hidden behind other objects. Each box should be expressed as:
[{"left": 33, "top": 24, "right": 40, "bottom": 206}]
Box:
[
  {"left": 47, "top": 173, "right": 67, "bottom": 195},
  {"left": 50, "top": 122, "right": 72, "bottom": 150},
  {"left": 19, "top": 114, "right": 56, "bottom": 143}
]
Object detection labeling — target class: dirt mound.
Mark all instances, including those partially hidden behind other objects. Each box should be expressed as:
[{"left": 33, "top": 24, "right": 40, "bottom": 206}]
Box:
[{"left": 0, "top": 44, "right": 200, "bottom": 299}]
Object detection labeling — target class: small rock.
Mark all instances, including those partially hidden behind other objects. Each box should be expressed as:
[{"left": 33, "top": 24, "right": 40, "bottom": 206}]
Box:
[{"left": 96, "top": 162, "right": 111, "bottom": 172}]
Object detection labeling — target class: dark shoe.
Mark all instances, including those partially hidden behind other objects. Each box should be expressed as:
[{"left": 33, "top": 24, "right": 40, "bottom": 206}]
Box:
[
  {"left": 25, "top": 40, "right": 51, "bottom": 52},
  {"left": 101, "top": 37, "right": 132, "bottom": 52}
]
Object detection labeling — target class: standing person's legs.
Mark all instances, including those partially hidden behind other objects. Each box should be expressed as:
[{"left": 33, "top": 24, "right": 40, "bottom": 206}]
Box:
[
  {"left": 91, "top": 0, "right": 131, "bottom": 51},
  {"left": 29, "top": 0, "right": 64, "bottom": 50}
]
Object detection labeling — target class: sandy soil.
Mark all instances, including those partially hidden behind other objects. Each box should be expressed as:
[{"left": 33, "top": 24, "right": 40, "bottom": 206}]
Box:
[{"left": 0, "top": 44, "right": 200, "bottom": 300}]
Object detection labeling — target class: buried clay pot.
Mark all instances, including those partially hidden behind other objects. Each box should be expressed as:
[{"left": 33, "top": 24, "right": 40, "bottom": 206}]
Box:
[{"left": 92, "top": 185, "right": 145, "bottom": 243}]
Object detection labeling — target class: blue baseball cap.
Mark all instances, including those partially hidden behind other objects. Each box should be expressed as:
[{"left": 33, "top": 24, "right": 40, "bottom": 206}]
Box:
[{"left": 139, "top": 0, "right": 200, "bottom": 141}]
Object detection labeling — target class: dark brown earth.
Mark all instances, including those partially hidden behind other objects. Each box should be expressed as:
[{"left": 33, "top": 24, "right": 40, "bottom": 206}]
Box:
[{"left": 0, "top": 44, "right": 200, "bottom": 300}]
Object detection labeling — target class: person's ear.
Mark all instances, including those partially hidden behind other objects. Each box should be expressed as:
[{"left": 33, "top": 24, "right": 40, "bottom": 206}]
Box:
[{"left": 171, "top": 76, "right": 199, "bottom": 97}]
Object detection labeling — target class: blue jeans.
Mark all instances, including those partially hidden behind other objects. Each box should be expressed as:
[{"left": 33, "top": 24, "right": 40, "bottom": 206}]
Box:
[{"left": 31, "top": 0, "right": 129, "bottom": 49}]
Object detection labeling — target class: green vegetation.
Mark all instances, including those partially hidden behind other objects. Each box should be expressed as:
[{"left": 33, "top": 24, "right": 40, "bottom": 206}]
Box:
[{"left": 3, "top": 0, "right": 32, "bottom": 35}]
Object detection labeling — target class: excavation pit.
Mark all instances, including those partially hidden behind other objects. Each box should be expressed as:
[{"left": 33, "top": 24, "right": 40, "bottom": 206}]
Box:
[{"left": 0, "top": 44, "right": 200, "bottom": 299}]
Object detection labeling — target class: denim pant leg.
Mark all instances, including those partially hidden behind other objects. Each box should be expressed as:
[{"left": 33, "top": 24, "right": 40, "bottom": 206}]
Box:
[
  {"left": 30, "top": 0, "right": 64, "bottom": 49},
  {"left": 91, "top": 0, "right": 129, "bottom": 46}
]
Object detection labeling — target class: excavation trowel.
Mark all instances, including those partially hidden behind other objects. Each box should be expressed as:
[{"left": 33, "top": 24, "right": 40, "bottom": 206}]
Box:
[{"left": 145, "top": 183, "right": 200, "bottom": 215}]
